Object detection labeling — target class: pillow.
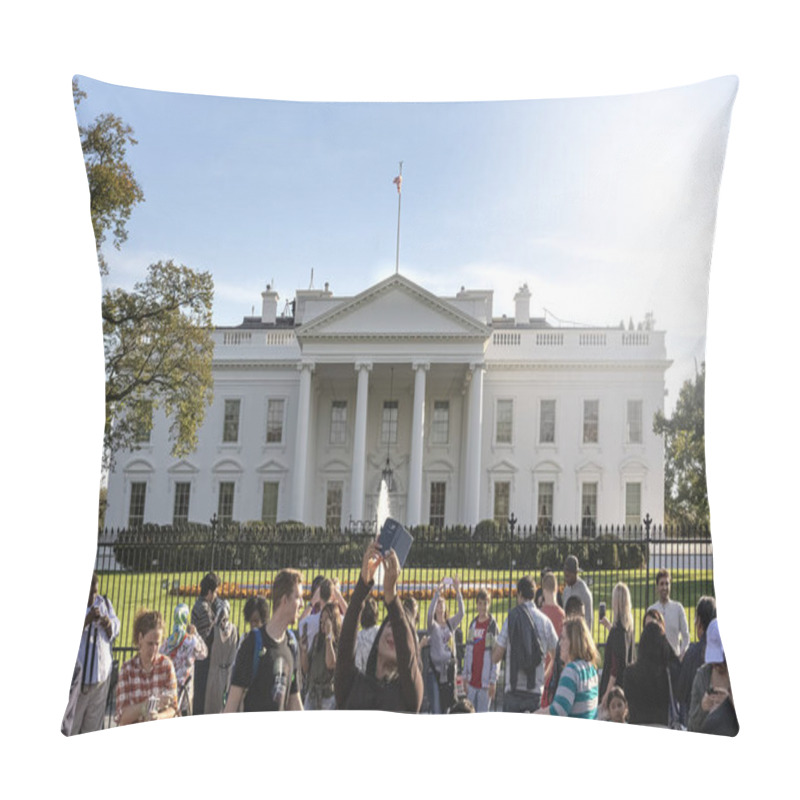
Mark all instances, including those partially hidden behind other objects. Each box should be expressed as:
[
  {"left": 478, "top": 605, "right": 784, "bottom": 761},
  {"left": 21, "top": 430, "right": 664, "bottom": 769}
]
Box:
[{"left": 65, "top": 75, "right": 737, "bottom": 732}]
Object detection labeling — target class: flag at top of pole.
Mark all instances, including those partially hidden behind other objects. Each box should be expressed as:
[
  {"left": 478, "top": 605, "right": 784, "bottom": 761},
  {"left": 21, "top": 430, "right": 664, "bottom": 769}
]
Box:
[{"left": 393, "top": 161, "right": 402, "bottom": 274}]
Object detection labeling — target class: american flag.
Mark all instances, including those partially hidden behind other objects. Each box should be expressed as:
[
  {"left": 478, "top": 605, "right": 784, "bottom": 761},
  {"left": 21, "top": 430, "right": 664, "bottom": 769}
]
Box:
[{"left": 393, "top": 174, "right": 402, "bottom": 194}]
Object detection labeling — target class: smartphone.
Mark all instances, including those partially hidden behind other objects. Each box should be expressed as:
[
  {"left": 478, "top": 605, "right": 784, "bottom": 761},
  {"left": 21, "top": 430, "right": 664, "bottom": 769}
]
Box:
[
  {"left": 599, "top": 601, "right": 606, "bottom": 620},
  {"left": 442, "top": 577, "right": 453, "bottom": 587},
  {"left": 377, "top": 517, "right": 414, "bottom": 568}
]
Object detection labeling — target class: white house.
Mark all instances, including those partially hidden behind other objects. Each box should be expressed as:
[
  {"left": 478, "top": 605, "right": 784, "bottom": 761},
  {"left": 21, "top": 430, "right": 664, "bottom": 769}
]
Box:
[{"left": 104, "top": 273, "right": 669, "bottom": 532}]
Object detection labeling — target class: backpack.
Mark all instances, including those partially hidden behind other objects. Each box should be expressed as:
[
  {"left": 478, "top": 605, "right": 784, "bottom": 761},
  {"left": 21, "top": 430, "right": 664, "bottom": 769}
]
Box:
[{"left": 507, "top": 603, "right": 543, "bottom": 693}]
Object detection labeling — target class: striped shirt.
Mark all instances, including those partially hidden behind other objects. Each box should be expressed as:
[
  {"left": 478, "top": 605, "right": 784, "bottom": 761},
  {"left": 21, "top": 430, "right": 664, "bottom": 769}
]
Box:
[{"left": 548, "top": 660, "right": 598, "bottom": 719}]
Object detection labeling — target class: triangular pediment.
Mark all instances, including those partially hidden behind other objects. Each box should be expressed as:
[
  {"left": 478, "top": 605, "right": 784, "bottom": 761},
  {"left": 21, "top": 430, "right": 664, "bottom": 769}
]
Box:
[
  {"left": 167, "top": 459, "right": 200, "bottom": 475},
  {"left": 297, "top": 274, "right": 491, "bottom": 341}
]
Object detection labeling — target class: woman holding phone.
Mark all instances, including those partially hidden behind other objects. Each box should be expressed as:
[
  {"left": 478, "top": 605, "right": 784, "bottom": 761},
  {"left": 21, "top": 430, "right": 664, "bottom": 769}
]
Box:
[
  {"left": 426, "top": 575, "right": 465, "bottom": 714},
  {"left": 334, "top": 540, "right": 423, "bottom": 712},
  {"left": 598, "top": 582, "right": 635, "bottom": 713}
]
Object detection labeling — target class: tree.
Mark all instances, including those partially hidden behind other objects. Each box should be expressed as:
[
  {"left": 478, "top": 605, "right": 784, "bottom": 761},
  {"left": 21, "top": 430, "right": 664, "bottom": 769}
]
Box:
[
  {"left": 74, "top": 80, "right": 215, "bottom": 467},
  {"left": 103, "top": 261, "right": 214, "bottom": 465},
  {"left": 74, "top": 78, "right": 145, "bottom": 274},
  {"left": 653, "top": 362, "right": 710, "bottom": 532}
]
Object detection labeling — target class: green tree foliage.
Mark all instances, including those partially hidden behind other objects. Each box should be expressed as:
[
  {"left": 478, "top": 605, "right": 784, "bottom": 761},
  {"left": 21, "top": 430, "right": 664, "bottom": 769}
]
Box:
[
  {"left": 103, "top": 261, "right": 214, "bottom": 465},
  {"left": 73, "top": 79, "right": 145, "bottom": 275},
  {"left": 73, "top": 79, "right": 215, "bottom": 467},
  {"left": 653, "top": 362, "right": 710, "bottom": 530}
]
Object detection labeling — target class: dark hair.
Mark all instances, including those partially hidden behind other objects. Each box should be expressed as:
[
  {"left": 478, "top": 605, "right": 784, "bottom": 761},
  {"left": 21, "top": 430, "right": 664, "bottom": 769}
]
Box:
[
  {"left": 655, "top": 569, "right": 670, "bottom": 585},
  {"left": 565, "top": 595, "right": 585, "bottom": 617},
  {"left": 476, "top": 587, "right": 490, "bottom": 603},
  {"left": 606, "top": 686, "right": 628, "bottom": 719},
  {"left": 200, "top": 572, "right": 220, "bottom": 598},
  {"left": 402, "top": 596, "right": 419, "bottom": 625},
  {"left": 319, "top": 602, "right": 342, "bottom": 643},
  {"left": 517, "top": 575, "right": 535, "bottom": 600},
  {"left": 361, "top": 596, "right": 379, "bottom": 629},
  {"left": 448, "top": 698, "right": 475, "bottom": 714},
  {"left": 272, "top": 569, "right": 303, "bottom": 613},
  {"left": 310, "top": 575, "right": 325, "bottom": 596},
  {"left": 637, "top": 621, "right": 672, "bottom": 665},
  {"left": 132, "top": 608, "right": 163, "bottom": 646},
  {"left": 695, "top": 596, "right": 717, "bottom": 632},
  {"left": 244, "top": 595, "right": 269, "bottom": 626},
  {"left": 319, "top": 578, "right": 333, "bottom": 603},
  {"left": 643, "top": 607, "right": 665, "bottom": 631}
]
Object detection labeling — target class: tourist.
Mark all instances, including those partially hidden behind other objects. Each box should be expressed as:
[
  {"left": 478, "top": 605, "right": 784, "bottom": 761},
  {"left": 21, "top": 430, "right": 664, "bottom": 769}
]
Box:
[
  {"left": 688, "top": 619, "right": 738, "bottom": 735},
  {"left": 204, "top": 598, "right": 239, "bottom": 714},
  {"left": 605, "top": 685, "right": 629, "bottom": 723},
  {"left": 426, "top": 575, "right": 465, "bottom": 713},
  {"left": 69, "top": 573, "right": 120, "bottom": 735},
  {"left": 160, "top": 602, "right": 208, "bottom": 716},
  {"left": 647, "top": 569, "right": 690, "bottom": 658},
  {"left": 355, "top": 595, "right": 380, "bottom": 672},
  {"left": 191, "top": 571, "right": 220, "bottom": 715},
  {"left": 334, "top": 540, "right": 423, "bottom": 712},
  {"left": 304, "top": 601, "right": 341, "bottom": 710},
  {"left": 598, "top": 582, "right": 635, "bottom": 713},
  {"left": 115, "top": 609, "right": 178, "bottom": 725},
  {"left": 677, "top": 595, "right": 716, "bottom": 724},
  {"left": 223, "top": 569, "right": 304, "bottom": 712},
  {"left": 562, "top": 555, "right": 593, "bottom": 632},
  {"left": 463, "top": 587, "right": 499, "bottom": 712},
  {"left": 622, "top": 621, "right": 673, "bottom": 726},
  {"left": 535, "top": 615, "right": 599, "bottom": 719}
]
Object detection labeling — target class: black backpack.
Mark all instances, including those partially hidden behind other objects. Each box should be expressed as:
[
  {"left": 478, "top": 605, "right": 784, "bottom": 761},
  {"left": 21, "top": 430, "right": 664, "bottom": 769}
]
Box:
[{"left": 507, "top": 603, "right": 543, "bottom": 692}]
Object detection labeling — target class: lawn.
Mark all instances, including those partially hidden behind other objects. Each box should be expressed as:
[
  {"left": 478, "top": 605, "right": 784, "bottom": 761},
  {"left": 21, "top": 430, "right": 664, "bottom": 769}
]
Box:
[{"left": 96, "top": 562, "right": 715, "bottom": 658}]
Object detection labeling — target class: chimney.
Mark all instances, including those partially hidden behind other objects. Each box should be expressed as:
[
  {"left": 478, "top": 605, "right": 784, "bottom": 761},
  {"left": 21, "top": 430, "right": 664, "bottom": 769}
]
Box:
[
  {"left": 514, "top": 283, "right": 531, "bottom": 325},
  {"left": 261, "top": 283, "right": 279, "bottom": 324}
]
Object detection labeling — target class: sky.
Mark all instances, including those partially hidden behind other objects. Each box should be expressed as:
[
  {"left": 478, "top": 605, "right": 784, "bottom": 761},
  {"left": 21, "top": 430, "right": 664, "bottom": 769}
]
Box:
[{"left": 75, "top": 75, "right": 736, "bottom": 410}]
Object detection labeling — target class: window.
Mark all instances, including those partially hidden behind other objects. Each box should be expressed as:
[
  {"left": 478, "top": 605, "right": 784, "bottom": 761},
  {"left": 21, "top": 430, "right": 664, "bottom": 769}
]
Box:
[
  {"left": 173, "top": 482, "right": 191, "bottom": 526},
  {"left": 540, "top": 399, "right": 556, "bottom": 443},
  {"left": 330, "top": 400, "right": 347, "bottom": 445},
  {"left": 537, "top": 481, "right": 554, "bottom": 532},
  {"left": 381, "top": 400, "right": 398, "bottom": 445},
  {"left": 128, "top": 482, "right": 147, "bottom": 527},
  {"left": 223, "top": 399, "right": 241, "bottom": 443},
  {"left": 266, "top": 399, "right": 285, "bottom": 443},
  {"left": 429, "top": 482, "right": 446, "bottom": 528},
  {"left": 325, "top": 481, "right": 343, "bottom": 530},
  {"left": 625, "top": 482, "right": 642, "bottom": 527},
  {"left": 133, "top": 400, "right": 153, "bottom": 444},
  {"left": 581, "top": 482, "right": 598, "bottom": 536},
  {"left": 627, "top": 400, "right": 643, "bottom": 444},
  {"left": 218, "top": 482, "right": 235, "bottom": 523},
  {"left": 496, "top": 399, "right": 513, "bottom": 444},
  {"left": 262, "top": 481, "right": 279, "bottom": 525},
  {"left": 583, "top": 399, "right": 599, "bottom": 444},
  {"left": 493, "top": 481, "right": 510, "bottom": 527},
  {"left": 431, "top": 401, "right": 450, "bottom": 445}
]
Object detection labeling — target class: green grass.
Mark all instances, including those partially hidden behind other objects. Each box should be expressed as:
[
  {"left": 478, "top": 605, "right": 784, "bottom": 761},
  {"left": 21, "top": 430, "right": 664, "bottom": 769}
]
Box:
[{"left": 96, "top": 563, "right": 715, "bottom": 655}]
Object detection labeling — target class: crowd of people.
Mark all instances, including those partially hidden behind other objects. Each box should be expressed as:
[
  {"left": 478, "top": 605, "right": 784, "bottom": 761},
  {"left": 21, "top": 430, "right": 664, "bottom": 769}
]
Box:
[{"left": 62, "top": 546, "right": 738, "bottom": 736}]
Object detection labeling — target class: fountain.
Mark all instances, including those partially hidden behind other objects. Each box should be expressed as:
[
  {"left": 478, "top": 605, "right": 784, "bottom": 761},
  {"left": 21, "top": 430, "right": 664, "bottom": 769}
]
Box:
[{"left": 374, "top": 478, "right": 391, "bottom": 587}]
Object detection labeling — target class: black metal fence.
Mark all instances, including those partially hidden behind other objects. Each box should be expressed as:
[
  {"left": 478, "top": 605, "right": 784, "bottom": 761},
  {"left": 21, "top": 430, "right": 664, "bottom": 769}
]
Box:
[{"left": 94, "top": 516, "right": 713, "bottom": 661}]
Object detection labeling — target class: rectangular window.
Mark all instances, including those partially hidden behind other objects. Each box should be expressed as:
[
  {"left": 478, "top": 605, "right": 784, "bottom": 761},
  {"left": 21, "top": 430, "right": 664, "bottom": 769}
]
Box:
[
  {"left": 325, "top": 481, "right": 343, "bottom": 530},
  {"left": 128, "top": 482, "right": 147, "bottom": 528},
  {"left": 133, "top": 400, "right": 153, "bottom": 444},
  {"left": 537, "top": 482, "right": 554, "bottom": 532},
  {"left": 627, "top": 400, "right": 643, "bottom": 444},
  {"left": 583, "top": 399, "right": 599, "bottom": 444},
  {"left": 429, "top": 482, "right": 446, "bottom": 528},
  {"left": 581, "top": 482, "right": 598, "bottom": 536},
  {"left": 262, "top": 481, "right": 279, "bottom": 525},
  {"left": 266, "top": 398, "right": 285, "bottom": 443},
  {"left": 493, "top": 481, "right": 510, "bottom": 527},
  {"left": 496, "top": 399, "right": 513, "bottom": 444},
  {"left": 330, "top": 400, "right": 347, "bottom": 445},
  {"left": 381, "top": 400, "right": 398, "bottom": 445},
  {"left": 540, "top": 399, "right": 556, "bottom": 443},
  {"left": 223, "top": 399, "right": 241, "bottom": 443},
  {"left": 625, "top": 482, "right": 642, "bottom": 527},
  {"left": 431, "top": 401, "right": 450, "bottom": 445},
  {"left": 172, "top": 482, "right": 191, "bottom": 526},
  {"left": 218, "top": 481, "right": 235, "bottom": 523}
]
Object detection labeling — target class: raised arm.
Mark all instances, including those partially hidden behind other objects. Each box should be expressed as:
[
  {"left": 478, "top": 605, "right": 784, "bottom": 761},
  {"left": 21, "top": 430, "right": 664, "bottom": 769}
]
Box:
[
  {"left": 427, "top": 585, "right": 441, "bottom": 630},
  {"left": 450, "top": 576, "right": 465, "bottom": 629}
]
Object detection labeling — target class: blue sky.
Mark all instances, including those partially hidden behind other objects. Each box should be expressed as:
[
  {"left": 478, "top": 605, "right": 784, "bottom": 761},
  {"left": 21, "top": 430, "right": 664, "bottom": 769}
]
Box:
[{"left": 75, "top": 75, "right": 737, "bottom": 408}]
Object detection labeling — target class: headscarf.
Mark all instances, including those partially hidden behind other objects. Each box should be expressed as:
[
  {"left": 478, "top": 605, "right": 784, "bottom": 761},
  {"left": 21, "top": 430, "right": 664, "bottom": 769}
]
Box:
[
  {"left": 164, "top": 603, "right": 190, "bottom": 654},
  {"left": 214, "top": 598, "right": 233, "bottom": 637}
]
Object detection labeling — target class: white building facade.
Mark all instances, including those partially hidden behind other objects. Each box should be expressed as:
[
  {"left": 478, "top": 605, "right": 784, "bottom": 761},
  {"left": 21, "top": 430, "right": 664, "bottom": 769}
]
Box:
[{"left": 105, "top": 274, "right": 669, "bottom": 532}]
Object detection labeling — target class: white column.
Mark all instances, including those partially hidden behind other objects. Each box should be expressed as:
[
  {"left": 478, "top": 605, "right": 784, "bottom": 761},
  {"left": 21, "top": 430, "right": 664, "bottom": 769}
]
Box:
[
  {"left": 406, "top": 361, "right": 429, "bottom": 526},
  {"left": 350, "top": 361, "right": 372, "bottom": 524},
  {"left": 291, "top": 362, "right": 314, "bottom": 522},
  {"left": 464, "top": 363, "right": 485, "bottom": 526}
]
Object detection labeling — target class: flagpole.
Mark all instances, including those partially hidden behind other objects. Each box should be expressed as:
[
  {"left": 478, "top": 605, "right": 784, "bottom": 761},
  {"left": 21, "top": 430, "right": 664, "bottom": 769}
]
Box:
[{"left": 395, "top": 161, "right": 403, "bottom": 274}]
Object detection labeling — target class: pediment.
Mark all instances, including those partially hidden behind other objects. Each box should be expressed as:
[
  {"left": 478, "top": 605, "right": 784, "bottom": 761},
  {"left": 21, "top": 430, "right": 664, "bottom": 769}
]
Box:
[
  {"left": 488, "top": 459, "right": 518, "bottom": 474},
  {"left": 167, "top": 459, "right": 200, "bottom": 475},
  {"left": 532, "top": 460, "right": 562, "bottom": 474},
  {"left": 256, "top": 459, "right": 289, "bottom": 474},
  {"left": 297, "top": 274, "right": 491, "bottom": 341},
  {"left": 123, "top": 458, "right": 154, "bottom": 473},
  {"left": 575, "top": 459, "right": 603, "bottom": 474},
  {"left": 212, "top": 458, "right": 243, "bottom": 474},
  {"left": 619, "top": 457, "right": 649, "bottom": 474}
]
